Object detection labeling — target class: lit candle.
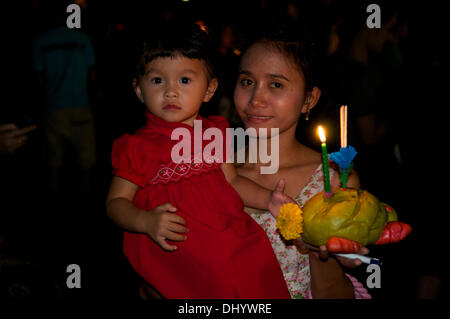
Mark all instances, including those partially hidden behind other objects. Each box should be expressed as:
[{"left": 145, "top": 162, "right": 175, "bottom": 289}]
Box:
[
  {"left": 318, "top": 126, "right": 331, "bottom": 195},
  {"left": 340, "top": 105, "right": 348, "bottom": 148}
]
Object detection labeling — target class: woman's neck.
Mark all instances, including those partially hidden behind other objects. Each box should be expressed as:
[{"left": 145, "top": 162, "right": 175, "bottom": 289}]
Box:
[{"left": 247, "top": 124, "right": 302, "bottom": 169}]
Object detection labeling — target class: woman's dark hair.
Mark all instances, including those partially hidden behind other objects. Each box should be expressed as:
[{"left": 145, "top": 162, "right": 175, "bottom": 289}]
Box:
[
  {"left": 245, "top": 20, "right": 316, "bottom": 92},
  {"left": 134, "top": 22, "right": 217, "bottom": 81}
]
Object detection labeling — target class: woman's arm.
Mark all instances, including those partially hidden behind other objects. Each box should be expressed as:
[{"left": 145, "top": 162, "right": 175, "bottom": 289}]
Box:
[
  {"left": 308, "top": 250, "right": 354, "bottom": 298},
  {"left": 304, "top": 169, "right": 363, "bottom": 298}
]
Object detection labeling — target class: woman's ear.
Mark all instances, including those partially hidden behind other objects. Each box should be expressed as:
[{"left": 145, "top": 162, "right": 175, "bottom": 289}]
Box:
[
  {"left": 203, "top": 78, "right": 219, "bottom": 102},
  {"left": 301, "top": 86, "right": 321, "bottom": 114},
  {"left": 132, "top": 78, "right": 144, "bottom": 103}
]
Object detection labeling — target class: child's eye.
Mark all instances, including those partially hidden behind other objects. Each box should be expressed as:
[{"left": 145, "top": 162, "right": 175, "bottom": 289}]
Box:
[
  {"left": 239, "top": 78, "right": 253, "bottom": 87},
  {"left": 180, "top": 77, "right": 191, "bottom": 84},
  {"left": 151, "top": 77, "right": 162, "bottom": 84},
  {"left": 270, "top": 82, "right": 282, "bottom": 89}
]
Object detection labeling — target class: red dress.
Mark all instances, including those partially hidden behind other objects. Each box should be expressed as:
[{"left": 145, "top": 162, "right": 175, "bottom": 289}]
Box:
[{"left": 111, "top": 112, "right": 290, "bottom": 299}]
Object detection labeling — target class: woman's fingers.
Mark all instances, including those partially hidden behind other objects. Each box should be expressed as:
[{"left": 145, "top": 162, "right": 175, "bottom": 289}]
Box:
[
  {"left": 294, "top": 237, "right": 313, "bottom": 254},
  {"left": 336, "top": 256, "right": 362, "bottom": 268},
  {"left": 318, "top": 246, "right": 328, "bottom": 260},
  {"left": 357, "top": 247, "right": 369, "bottom": 255},
  {"left": 336, "top": 246, "right": 368, "bottom": 268}
]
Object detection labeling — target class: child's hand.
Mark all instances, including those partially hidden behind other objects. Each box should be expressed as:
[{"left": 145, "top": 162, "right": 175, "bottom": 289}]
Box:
[
  {"left": 143, "top": 203, "right": 189, "bottom": 251},
  {"left": 268, "top": 179, "right": 295, "bottom": 218}
]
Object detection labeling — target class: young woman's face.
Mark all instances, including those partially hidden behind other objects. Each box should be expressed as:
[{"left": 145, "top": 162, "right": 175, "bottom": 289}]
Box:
[
  {"left": 234, "top": 43, "right": 308, "bottom": 136},
  {"left": 134, "top": 55, "right": 217, "bottom": 126}
]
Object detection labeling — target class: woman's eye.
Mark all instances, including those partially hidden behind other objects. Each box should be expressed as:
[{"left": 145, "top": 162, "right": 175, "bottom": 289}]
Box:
[
  {"left": 151, "top": 77, "right": 162, "bottom": 84},
  {"left": 239, "top": 78, "right": 253, "bottom": 86},
  {"left": 180, "top": 77, "right": 191, "bottom": 84},
  {"left": 271, "top": 82, "right": 282, "bottom": 89}
]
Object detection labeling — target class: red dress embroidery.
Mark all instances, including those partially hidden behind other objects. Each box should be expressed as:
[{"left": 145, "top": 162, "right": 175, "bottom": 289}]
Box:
[
  {"left": 111, "top": 112, "right": 290, "bottom": 299},
  {"left": 151, "top": 157, "right": 218, "bottom": 185}
]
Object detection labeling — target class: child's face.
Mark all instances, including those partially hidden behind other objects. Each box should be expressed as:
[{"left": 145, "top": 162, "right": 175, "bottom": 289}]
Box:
[
  {"left": 234, "top": 43, "right": 310, "bottom": 137},
  {"left": 134, "top": 55, "right": 217, "bottom": 126}
]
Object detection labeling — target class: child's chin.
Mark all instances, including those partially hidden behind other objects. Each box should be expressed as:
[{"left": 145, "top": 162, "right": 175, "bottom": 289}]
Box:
[{"left": 161, "top": 113, "right": 185, "bottom": 122}]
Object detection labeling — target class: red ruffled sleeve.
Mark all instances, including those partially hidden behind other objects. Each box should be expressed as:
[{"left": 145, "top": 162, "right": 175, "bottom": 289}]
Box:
[
  {"left": 207, "top": 116, "right": 233, "bottom": 163},
  {"left": 111, "top": 134, "right": 146, "bottom": 188}
]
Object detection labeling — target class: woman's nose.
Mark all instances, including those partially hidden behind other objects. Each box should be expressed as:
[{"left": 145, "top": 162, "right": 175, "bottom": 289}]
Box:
[{"left": 249, "top": 87, "right": 267, "bottom": 109}]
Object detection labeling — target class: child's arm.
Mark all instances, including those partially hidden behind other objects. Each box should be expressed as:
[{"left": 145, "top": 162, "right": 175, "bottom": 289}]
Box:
[
  {"left": 221, "top": 163, "right": 293, "bottom": 217},
  {"left": 106, "top": 176, "right": 189, "bottom": 251}
]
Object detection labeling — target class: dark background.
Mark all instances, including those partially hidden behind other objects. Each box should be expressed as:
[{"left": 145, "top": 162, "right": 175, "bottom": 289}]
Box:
[{"left": 0, "top": 0, "right": 446, "bottom": 299}]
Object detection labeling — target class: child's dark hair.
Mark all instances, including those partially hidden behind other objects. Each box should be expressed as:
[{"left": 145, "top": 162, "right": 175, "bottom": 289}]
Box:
[
  {"left": 135, "top": 23, "right": 217, "bottom": 81},
  {"left": 247, "top": 21, "right": 316, "bottom": 92}
]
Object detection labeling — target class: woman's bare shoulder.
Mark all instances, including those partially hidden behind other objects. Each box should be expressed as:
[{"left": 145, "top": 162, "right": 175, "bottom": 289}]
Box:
[{"left": 292, "top": 144, "right": 322, "bottom": 168}]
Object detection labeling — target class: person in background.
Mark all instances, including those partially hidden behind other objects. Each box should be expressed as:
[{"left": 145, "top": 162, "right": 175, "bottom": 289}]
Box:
[{"left": 32, "top": 2, "right": 97, "bottom": 194}]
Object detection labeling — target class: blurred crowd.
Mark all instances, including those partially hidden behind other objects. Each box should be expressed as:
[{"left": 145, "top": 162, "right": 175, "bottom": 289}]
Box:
[{"left": 0, "top": 0, "right": 445, "bottom": 299}]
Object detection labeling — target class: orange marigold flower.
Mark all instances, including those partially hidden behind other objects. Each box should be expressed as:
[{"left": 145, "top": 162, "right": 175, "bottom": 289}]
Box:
[{"left": 276, "top": 203, "right": 303, "bottom": 240}]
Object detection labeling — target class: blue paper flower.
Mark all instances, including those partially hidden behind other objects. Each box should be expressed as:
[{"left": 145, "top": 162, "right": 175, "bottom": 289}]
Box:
[{"left": 329, "top": 146, "right": 358, "bottom": 170}]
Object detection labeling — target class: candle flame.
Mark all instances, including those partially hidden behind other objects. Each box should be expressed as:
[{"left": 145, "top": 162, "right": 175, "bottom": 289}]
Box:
[{"left": 318, "top": 126, "right": 326, "bottom": 143}]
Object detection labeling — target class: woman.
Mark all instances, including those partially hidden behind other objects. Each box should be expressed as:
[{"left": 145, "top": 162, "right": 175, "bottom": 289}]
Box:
[{"left": 233, "top": 29, "right": 370, "bottom": 299}]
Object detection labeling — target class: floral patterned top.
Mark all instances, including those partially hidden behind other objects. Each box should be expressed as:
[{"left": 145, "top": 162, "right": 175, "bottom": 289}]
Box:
[{"left": 250, "top": 164, "right": 334, "bottom": 299}]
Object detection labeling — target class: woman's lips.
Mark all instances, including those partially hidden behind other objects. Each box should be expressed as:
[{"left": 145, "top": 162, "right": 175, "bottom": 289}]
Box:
[
  {"left": 246, "top": 114, "right": 274, "bottom": 123},
  {"left": 163, "top": 104, "right": 181, "bottom": 110}
]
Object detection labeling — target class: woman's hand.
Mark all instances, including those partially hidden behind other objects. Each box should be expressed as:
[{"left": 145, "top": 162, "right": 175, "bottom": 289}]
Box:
[
  {"left": 294, "top": 237, "right": 368, "bottom": 268},
  {"left": 142, "top": 203, "right": 189, "bottom": 251},
  {"left": 317, "top": 245, "right": 369, "bottom": 268},
  {"left": 268, "top": 179, "right": 295, "bottom": 218}
]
